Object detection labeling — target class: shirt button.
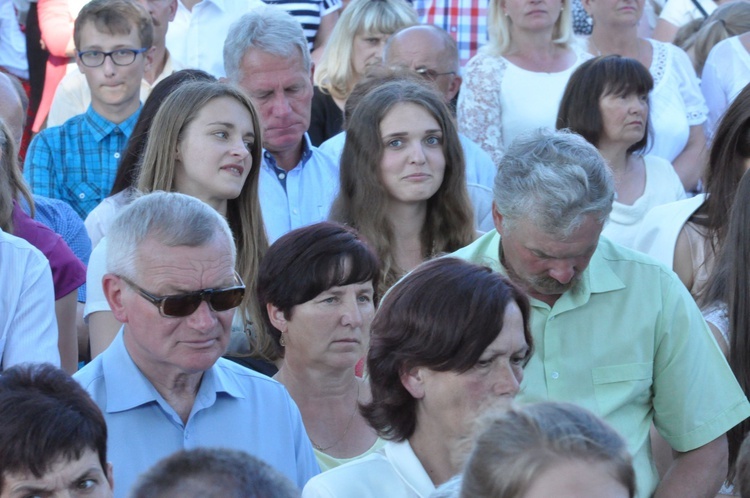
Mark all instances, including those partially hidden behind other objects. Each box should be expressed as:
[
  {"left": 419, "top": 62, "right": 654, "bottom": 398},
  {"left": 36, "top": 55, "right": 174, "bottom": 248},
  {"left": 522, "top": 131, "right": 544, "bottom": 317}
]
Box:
[
  {"left": 114, "top": 152, "right": 120, "bottom": 159},
  {"left": 278, "top": 172, "right": 286, "bottom": 180},
  {"left": 551, "top": 371, "right": 559, "bottom": 379},
  {"left": 292, "top": 209, "right": 299, "bottom": 215},
  {"left": 450, "top": 26, "right": 457, "bottom": 32},
  {"left": 78, "top": 192, "right": 86, "bottom": 199},
  {"left": 549, "top": 315, "right": 555, "bottom": 321}
]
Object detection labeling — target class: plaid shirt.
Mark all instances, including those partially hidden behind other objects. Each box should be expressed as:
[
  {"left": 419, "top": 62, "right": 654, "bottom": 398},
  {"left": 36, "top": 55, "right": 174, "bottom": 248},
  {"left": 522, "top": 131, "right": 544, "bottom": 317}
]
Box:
[
  {"left": 23, "top": 106, "right": 139, "bottom": 219},
  {"left": 413, "top": 0, "right": 489, "bottom": 68}
]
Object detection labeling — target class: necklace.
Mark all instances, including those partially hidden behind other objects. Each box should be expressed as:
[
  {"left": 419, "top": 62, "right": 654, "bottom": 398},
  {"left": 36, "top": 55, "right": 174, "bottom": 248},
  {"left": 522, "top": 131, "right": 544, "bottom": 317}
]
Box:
[{"left": 310, "top": 381, "right": 361, "bottom": 452}]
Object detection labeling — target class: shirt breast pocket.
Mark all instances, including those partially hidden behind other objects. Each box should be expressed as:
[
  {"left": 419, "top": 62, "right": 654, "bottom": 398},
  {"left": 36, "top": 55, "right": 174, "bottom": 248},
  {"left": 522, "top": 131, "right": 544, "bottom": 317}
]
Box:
[
  {"left": 64, "top": 181, "right": 101, "bottom": 216},
  {"left": 592, "top": 362, "right": 654, "bottom": 418}
]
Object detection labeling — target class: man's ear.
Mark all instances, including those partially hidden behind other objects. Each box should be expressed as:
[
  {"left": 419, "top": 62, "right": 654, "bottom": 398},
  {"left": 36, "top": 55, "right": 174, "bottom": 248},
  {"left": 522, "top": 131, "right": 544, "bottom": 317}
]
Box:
[
  {"left": 447, "top": 74, "right": 462, "bottom": 101},
  {"left": 492, "top": 202, "right": 505, "bottom": 236},
  {"left": 399, "top": 366, "right": 427, "bottom": 400},
  {"left": 103, "top": 274, "right": 129, "bottom": 323},
  {"left": 266, "top": 302, "right": 288, "bottom": 332},
  {"left": 168, "top": 0, "right": 177, "bottom": 21},
  {"left": 142, "top": 46, "right": 156, "bottom": 74}
]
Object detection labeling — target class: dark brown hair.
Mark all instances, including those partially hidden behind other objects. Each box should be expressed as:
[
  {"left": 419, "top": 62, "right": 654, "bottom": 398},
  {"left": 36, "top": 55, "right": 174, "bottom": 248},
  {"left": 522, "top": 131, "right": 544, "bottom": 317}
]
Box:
[
  {"left": 557, "top": 55, "right": 653, "bottom": 155},
  {"left": 361, "top": 257, "right": 533, "bottom": 441},
  {"left": 256, "top": 222, "right": 380, "bottom": 358},
  {"left": 0, "top": 364, "right": 108, "bottom": 492}
]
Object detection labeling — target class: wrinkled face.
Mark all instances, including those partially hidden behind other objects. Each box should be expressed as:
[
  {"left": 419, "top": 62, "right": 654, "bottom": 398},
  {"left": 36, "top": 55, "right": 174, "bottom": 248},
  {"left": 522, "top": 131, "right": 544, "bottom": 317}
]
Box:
[
  {"left": 378, "top": 102, "right": 446, "bottom": 206},
  {"left": 136, "top": 0, "right": 176, "bottom": 45},
  {"left": 598, "top": 91, "right": 648, "bottom": 148},
  {"left": 523, "top": 460, "right": 630, "bottom": 498},
  {"left": 502, "top": 0, "right": 564, "bottom": 33},
  {"left": 76, "top": 21, "right": 150, "bottom": 118},
  {"left": 496, "top": 211, "right": 602, "bottom": 300},
  {"left": 409, "top": 302, "right": 530, "bottom": 438},
  {"left": 1, "top": 449, "right": 114, "bottom": 498},
  {"left": 352, "top": 31, "right": 389, "bottom": 76},
  {"left": 174, "top": 96, "right": 255, "bottom": 214},
  {"left": 385, "top": 29, "right": 459, "bottom": 102},
  {"left": 275, "top": 278, "right": 375, "bottom": 369},
  {"left": 118, "top": 236, "right": 237, "bottom": 377},
  {"left": 237, "top": 49, "right": 313, "bottom": 157}
]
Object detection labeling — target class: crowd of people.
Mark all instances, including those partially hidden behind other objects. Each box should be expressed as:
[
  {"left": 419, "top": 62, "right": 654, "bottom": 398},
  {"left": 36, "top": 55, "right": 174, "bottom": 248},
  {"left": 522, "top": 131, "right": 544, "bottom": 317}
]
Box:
[{"left": 2, "top": 0, "right": 750, "bottom": 495}]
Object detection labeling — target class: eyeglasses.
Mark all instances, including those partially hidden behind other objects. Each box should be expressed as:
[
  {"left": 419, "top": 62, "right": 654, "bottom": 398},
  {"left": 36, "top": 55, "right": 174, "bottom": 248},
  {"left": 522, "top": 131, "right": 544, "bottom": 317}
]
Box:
[
  {"left": 414, "top": 67, "right": 457, "bottom": 81},
  {"left": 118, "top": 273, "right": 245, "bottom": 318},
  {"left": 77, "top": 48, "right": 148, "bottom": 67}
]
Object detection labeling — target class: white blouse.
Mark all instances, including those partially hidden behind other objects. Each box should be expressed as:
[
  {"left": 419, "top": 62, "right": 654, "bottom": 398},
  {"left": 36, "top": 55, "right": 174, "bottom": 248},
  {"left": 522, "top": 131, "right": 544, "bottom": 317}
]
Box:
[
  {"left": 647, "top": 39, "right": 707, "bottom": 162},
  {"left": 457, "top": 43, "right": 590, "bottom": 166},
  {"left": 701, "top": 36, "right": 750, "bottom": 138}
]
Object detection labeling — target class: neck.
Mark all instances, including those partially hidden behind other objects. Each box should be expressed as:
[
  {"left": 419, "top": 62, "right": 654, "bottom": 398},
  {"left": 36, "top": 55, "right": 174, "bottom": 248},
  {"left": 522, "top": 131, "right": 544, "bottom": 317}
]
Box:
[
  {"left": 275, "top": 360, "right": 358, "bottom": 400},
  {"left": 269, "top": 142, "right": 304, "bottom": 172},
  {"left": 91, "top": 97, "right": 140, "bottom": 125},
  {"left": 408, "top": 424, "right": 460, "bottom": 486},
  {"left": 388, "top": 202, "right": 429, "bottom": 272},
  {"left": 144, "top": 44, "right": 168, "bottom": 84},
  {"left": 506, "top": 29, "right": 558, "bottom": 59},
  {"left": 181, "top": 0, "right": 201, "bottom": 11},
  {"left": 588, "top": 29, "right": 639, "bottom": 57},
  {"left": 598, "top": 141, "right": 631, "bottom": 173}
]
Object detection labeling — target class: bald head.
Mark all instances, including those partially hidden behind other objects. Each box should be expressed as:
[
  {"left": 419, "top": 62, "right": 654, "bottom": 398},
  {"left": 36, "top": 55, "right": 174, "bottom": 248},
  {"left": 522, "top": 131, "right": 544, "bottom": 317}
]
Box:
[
  {"left": 384, "top": 25, "right": 461, "bottom": 102},
  {"left": 0, "top": 73, "right": 24, "bottom": 145}
]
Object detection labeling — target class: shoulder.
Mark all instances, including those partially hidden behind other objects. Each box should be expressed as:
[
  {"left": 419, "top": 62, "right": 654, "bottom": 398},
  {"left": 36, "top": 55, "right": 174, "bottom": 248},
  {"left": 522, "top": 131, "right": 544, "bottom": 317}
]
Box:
[
  {"left": 213, "top": 358, "right": 291, "bottom": 398},
  {"left": 302, "top": 449, "right": 394, "bottom": 496},
  {"left": 0, "top": 230, "right": 48, "bottom": 268},
  {"left": 448, "top": 230, "right": 502, "bottom": 269},
  {"left": 464, "top": 51, "right": 507, "bottom": 76}
]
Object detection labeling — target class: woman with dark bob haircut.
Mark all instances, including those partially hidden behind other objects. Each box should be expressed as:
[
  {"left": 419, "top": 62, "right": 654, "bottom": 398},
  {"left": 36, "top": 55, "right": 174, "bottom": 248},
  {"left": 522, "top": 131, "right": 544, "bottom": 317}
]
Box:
[
  {"left": 302, "top": 257, "right": 533, "bottom": 497},
  {"left": 257, "top": 222, "right": 384, "bottom": 471},
  {"left": 329, "top": 79, "right": 475, "bottom": 297},
  {"left": 557, "top": 55, "right": 685, "bottom": 249}
]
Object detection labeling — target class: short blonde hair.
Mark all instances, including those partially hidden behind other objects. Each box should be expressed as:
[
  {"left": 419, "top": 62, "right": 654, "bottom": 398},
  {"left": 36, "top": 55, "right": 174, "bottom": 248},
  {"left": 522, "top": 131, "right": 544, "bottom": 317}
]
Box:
[
  {"left": 314, "top": 0, "right": 417, "bottom": 100},
  {"left": 486, "top": 0, "right": 574, "bottom": 56}
]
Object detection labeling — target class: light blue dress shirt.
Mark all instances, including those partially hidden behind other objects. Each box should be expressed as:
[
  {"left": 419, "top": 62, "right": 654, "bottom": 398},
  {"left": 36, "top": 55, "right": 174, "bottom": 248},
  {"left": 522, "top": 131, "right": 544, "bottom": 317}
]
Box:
[
  {"left": 74, "top": 331, "right": 320, "bottom": 497},
  {"left": 259, "top": 134, "right": 340, "bottom": 243}
]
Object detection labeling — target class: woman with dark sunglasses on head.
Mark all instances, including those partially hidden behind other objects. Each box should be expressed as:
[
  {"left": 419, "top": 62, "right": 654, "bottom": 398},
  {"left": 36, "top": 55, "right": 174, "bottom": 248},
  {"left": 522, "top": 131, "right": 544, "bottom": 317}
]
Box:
[{"left": 84, "top": 80, "right": 268, "bottom": 361}]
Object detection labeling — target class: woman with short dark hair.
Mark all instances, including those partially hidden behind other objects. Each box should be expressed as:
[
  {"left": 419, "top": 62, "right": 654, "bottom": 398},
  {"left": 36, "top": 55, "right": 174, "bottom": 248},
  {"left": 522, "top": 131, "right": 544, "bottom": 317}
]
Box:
[
  {"left": 302, "top": 257, "right": 533, "bottom": 497},
  {"left": 257, "top": 222, "right": 383, "bottom": 471}
]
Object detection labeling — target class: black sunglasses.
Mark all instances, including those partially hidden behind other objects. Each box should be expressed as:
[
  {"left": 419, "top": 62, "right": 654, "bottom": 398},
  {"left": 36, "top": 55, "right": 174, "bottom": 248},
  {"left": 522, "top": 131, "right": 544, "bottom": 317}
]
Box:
[{"left": 119, "top": 273, "right": 245, "bottom": 318}]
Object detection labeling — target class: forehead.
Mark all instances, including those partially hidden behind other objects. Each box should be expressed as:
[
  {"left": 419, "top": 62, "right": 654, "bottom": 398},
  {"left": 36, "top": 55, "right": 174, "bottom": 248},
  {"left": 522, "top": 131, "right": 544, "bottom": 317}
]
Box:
[
  {"left": 2, "top": 449, "right": 105, "bottom": 495},
  {"left": 239, "top": 49, "right": 309, "bottom": 90},
  {"left": 77, "top": 20, "right": 142, "bottom": 49},
  {"left": 380, "top": 102, "right": 439, "bottom": 131},
  {"left": 387, "top": 30, "right": 447, "bottom": 66}
]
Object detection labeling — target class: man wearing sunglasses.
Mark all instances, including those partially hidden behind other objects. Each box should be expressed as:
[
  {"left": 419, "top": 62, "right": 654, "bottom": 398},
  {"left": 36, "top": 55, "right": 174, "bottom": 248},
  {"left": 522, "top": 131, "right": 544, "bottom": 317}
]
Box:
[
  {"left": 24, "top": 0, "right": 153, "bottom": 219},
  {"left": 74, "top": 192, "right": 320, "bottom": 498}
]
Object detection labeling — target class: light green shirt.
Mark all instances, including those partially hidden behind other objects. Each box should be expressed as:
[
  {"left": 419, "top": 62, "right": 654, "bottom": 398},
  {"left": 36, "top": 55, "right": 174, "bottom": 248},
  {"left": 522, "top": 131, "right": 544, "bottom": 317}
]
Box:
[
  {"left": 314, "top": 438, "right": 387, "bottom": 472},
  {"left": 451, "top": 230, "right": 750, "bottom": 498}
]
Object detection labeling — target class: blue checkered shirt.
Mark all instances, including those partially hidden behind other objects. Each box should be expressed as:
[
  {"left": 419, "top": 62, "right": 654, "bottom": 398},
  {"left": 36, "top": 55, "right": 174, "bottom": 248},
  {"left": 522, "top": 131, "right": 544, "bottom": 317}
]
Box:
[{"left": 23, "top": 106, "right": 140, "bottom": 219}]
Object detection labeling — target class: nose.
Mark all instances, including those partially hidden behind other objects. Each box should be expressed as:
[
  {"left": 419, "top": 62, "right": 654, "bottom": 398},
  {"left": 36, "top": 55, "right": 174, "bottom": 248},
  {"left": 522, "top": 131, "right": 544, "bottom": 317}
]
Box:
[
  {"left": 269, "top": 93, "right": 292, "bottom": 118},
  {"left": 341, "top": 297, "right": 364, "bottom": 328},
  {"left": 101, "top": 54, "right": 117, "bottom": 76},
  {"left": 187, "top": 300, "right": 218, "bottom": 331},
  {"left": 493, "top": 362, "right": 522, "bottom": 397},
  {"left": 548, "top": 261, "right": 576, "bottom": 284},
  {"left": 231, "top": 137, "right": 250, "bottom": 159},
  {"left": 408, "top": 142, "right": 427, "bottom": 164}
]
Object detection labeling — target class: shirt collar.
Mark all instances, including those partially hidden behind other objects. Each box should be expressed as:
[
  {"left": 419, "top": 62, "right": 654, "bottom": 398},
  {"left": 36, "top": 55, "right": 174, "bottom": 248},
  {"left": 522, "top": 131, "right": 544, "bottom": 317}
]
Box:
[
  {"left": 262, "top": 133, "right": 314, "bottom": 171},
  {"left": 383, "top": 440, "right": 436, "bottom": 496},
  {"left": 101, "top": 329, "right": 243, "bottom": 414},
  {"left": 84, "top": 105, "right": 141, "bottom": 143}
]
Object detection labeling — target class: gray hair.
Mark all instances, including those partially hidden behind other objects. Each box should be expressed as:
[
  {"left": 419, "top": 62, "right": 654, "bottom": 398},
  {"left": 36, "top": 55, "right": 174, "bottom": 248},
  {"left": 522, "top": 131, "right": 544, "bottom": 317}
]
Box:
[
  {"left": 106, "top": 191, "right": 236, "bottom": 279},
  {"left": 494, "top": 128, "right": 614, "bottom": 236},
  {"left": 129, "top": 448, "right": 300, "bottom": 498},
  {"left": 223, "top": 5, "right": 311, "bottom": 84}
]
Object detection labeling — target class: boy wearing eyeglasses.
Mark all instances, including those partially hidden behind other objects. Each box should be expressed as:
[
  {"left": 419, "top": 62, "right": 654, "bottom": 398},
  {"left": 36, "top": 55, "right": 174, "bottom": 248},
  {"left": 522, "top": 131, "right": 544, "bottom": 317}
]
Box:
[{"left": 23, "top": 0, "right": 153, "bottom": 219}]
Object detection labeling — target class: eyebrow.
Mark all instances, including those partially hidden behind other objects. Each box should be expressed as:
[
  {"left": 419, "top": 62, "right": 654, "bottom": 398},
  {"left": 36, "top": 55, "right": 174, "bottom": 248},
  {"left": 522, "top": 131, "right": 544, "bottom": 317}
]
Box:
[{"left": 382, "top": 128, "right": 442, "bottom": 138}]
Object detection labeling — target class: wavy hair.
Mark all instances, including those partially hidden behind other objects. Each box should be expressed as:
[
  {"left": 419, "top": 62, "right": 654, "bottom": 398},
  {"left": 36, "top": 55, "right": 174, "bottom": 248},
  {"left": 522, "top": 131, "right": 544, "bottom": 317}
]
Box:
[
  {"left": 329, "top": 79, "right": 475, "bottom": 295},
  {"left": 0, "top": 119, "right": 34, "bottom": 233},
  {"left": 136, "top": 81, "right": 270, "bottom": 358},
  {"left": 700, "top": 169, "right": 750, "bottom": 484},
  {"left": 314, "top": 0, "right": 417, "bottom": 101},
  {"left": 692, "top": 83, "right": 750, "bottom": 252},
  {"left": 486, "top": 0, "right": 574, "bottom": 56},
  {"left": 682, "top": 2, "right": 750, "bottom": 75}
]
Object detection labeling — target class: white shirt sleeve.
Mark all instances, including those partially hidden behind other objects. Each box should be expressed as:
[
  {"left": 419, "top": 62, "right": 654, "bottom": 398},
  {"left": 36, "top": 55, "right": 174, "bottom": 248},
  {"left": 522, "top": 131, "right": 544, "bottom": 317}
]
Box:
[{"left": 84, "top": 237, "right": 111, "bottom": 318}]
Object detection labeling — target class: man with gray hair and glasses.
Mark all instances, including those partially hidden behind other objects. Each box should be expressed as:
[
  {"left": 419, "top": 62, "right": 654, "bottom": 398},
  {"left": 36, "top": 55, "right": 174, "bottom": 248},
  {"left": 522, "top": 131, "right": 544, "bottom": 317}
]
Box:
[
  {"left": 223, "top": 6, "right": 339, "bottom": 243},
  {"left": 452, "top": 128, "right": 750, "bottom": 498},
  {"left": 74, "top": 191, "right": 319, "bottom": 498}
]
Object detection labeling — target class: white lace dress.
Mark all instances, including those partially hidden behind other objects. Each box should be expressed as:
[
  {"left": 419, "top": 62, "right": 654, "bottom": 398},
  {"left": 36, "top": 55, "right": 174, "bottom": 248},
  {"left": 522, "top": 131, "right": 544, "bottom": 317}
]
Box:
[
  {"left": 647, "top": 39, "right": 707, "bottom": 162},
  {"left": 457, "top": 44, "right": 590, "bottom": 165}
]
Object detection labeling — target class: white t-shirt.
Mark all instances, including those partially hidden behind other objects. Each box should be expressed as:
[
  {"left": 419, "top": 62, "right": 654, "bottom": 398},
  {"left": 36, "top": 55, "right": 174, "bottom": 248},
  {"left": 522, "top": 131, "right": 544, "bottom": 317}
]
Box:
[
  {"left": 659, "top": 0, "right": 715, "bottom": 27},
  {"left": 602, "top": 155, "right": 686, "bottom": 249}
]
